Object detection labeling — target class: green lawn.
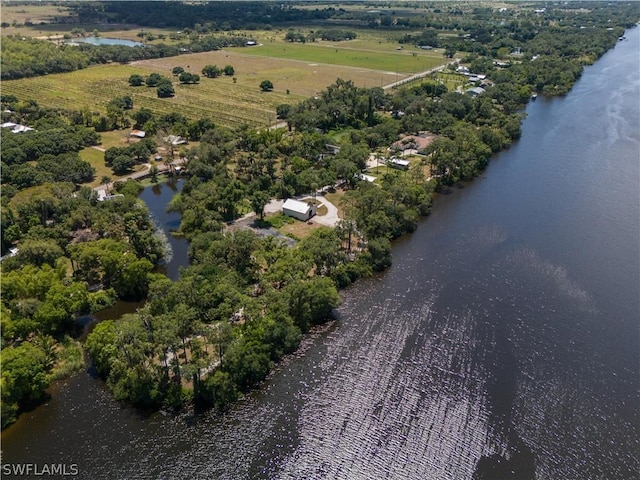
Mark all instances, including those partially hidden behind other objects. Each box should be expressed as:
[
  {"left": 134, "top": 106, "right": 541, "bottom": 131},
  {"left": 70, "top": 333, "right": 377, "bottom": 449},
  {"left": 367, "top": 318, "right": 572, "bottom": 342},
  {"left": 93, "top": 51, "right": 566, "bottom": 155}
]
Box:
[
  {"left": 241, "top": 42, "right": 443, "bottom": 74},
  {"left": 78, "top": 145, "right": 147, "bottom": 188},
  {"left": 78, "top": 147, "right": 110, "bottom": 187}
]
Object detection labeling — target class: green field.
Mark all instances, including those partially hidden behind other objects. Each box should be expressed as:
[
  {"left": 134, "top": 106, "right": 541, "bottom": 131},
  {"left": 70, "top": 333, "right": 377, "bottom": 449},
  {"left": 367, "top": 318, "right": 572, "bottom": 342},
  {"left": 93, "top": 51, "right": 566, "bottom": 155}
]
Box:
[
  {"left": 1, "top": 63, "right": 296, "bottom": 129},
  {"left": 3, "top": 44, "right": 448, "bottom": 128},
  {"left": 2, "top": 22, "right": 450, "bottom": 129},
  {"left": 238, "top": 42, "right": 443, "bottom": 74}
]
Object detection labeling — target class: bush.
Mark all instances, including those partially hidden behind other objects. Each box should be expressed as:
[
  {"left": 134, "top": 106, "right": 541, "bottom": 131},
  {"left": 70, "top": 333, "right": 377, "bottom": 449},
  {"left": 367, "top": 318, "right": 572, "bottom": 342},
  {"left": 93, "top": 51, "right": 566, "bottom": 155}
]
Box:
[{"left": 157, "top": 81, "right": 175, "bottom": 98}]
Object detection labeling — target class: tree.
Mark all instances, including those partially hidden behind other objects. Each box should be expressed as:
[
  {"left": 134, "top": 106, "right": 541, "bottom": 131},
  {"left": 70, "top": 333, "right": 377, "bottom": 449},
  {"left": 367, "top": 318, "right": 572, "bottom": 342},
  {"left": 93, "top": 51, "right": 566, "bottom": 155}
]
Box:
[
  {"left": 250, "top": 191, "right": 270, "bottom": 221},
  {"left": 17, "top": 239, "right": 64, "bottom": 267},
  {"left": 444, "top": 45, "right": 457, "bottom": 58},
  {"left": 201, "top": 65, "right": 221, "bottom": 78},
  {"left": 178, "top": 72, "right": 200, "bottom": 84},
  {"left": 112, "top": 155, "right": 136, "bottom": 174},
  {"left": 276, "top": 104, "right": 291, "bottom": 120},
  {"left": 260, "top": 80, "right": 274, "bottom": 92},
  {"left": 301, "top": 228, "right": 345, "bottom": 276},
  {"left": 172, "top": 66, "right": 185, "bottom": 76},
  {"left": 157, "top": 81, "right": 175, "bottom": 98},
  {"left": 223, "top": 65, "right": 235, "bottom": 76},
  {"left": 365, "top": 237, "right": 392, "bottom": 271},
  {"left": 128, "top": 74, "right": 144, "bottom": 87},
  {"left": 145, "top": 73, "right": 164, "bottom": 87},
  {"left": 285, "top": 277, "right": 340, "bottom": 332},
  {"left": 1, "top": 343, "right": 49, "bottom": 428},
  {"left": 131, "top": 107, "right": 154, "bottom": 129},
  {"left": 150, "top": 165, "right": 159, "bottom": 183}
]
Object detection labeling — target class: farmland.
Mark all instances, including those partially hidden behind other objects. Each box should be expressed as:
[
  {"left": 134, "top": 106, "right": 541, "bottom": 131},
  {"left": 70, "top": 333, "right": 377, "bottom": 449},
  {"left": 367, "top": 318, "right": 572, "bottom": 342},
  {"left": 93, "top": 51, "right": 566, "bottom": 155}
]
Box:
[
  {"left": 231, "top": 40, "right": 445, "bottom": 74},
  {"left": 1, "top": 1, "right": 453, "bottom": 130},
  {"left": 2, "top": 44, "right": 447, "bottom": 129}
]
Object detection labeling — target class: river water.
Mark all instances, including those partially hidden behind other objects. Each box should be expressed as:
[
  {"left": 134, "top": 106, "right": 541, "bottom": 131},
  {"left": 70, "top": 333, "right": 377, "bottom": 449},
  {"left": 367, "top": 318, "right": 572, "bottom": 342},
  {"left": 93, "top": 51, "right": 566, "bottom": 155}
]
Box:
[{"left": 2, "top": 28, "right": 638, "bottom": 480}]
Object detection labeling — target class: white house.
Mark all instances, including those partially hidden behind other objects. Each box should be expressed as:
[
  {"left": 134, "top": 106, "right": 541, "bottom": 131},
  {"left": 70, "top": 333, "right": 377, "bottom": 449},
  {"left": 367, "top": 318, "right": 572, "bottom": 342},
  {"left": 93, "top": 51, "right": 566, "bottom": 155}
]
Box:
[
  {"left": 388, "top": 157, "right": 410, "bottom": 170},
  {"left": 356, "top": 173, "right": 377, "bottom": 183},
  {"left": 282, "top": 199, "right": 317, "bottom": 221},
  {"left": 164, "top": 135, "right": 187, "bottom": 145},
  {"left": 97, "top": 190, "right": 124, "bottom": 202},
  {"left": 1, "top": 122, "right": 34, "bottom": 133},
  {"left": 130, "top": 129, "right": 146, "bottom": 138}
]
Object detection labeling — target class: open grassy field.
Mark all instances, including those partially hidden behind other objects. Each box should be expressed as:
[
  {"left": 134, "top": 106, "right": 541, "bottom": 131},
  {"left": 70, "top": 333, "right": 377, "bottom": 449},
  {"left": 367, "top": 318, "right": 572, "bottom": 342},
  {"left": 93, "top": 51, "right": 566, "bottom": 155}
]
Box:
[
  {"left": 235, "top": 42, "right": 443, "bottom": 75},
  {"left": 434, "top": 71, "right": 469, "bottom": 92},
  {"left": 0, "top": 3, "right": 69, "bottom": 26},
  {"left": 78, "top": 144, "right": 149, "bottom": 188},
  {"left": 2, "top": 42, "right": 446, "bottom": 129},
  {"left": 2, "top": 7, "right": 451, "bottom": 129},
  {"left": 1, "top": 60, "right": 296, "bottom": 129}
]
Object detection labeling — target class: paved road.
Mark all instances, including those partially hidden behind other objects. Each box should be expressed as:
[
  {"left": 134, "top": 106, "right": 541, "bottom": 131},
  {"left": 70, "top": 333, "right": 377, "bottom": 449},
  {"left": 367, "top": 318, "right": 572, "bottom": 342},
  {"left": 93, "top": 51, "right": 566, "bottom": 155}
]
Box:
[{"left": 382, "top": 62, "right": 456, "bottom": 90}]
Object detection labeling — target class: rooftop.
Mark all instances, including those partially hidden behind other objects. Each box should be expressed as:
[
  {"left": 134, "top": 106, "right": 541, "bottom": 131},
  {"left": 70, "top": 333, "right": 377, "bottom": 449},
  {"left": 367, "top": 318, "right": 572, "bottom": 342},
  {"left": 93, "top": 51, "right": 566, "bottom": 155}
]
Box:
[{"left": 283, "top": 198, "right": 313, "bottom": 214}]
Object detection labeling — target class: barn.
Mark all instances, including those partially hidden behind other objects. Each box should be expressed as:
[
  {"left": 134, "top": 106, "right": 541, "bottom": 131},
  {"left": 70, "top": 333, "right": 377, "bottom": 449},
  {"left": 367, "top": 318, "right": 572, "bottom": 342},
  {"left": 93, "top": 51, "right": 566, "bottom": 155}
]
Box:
[{"left": 282, "top": 199, "right": 317, "bottom": 221}]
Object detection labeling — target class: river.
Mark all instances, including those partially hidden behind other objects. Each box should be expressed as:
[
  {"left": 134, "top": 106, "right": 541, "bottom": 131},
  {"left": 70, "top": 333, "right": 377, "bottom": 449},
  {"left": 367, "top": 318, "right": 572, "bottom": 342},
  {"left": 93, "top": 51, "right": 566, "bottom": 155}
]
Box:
[{"left": 2, "top": 28, "right": 638, "bottom": 480}]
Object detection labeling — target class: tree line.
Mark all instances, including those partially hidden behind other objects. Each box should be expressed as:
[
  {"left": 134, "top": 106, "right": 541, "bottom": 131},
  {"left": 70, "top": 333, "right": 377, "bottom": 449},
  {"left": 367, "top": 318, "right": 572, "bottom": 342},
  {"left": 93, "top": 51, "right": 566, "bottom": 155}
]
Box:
[{"left": 2, "top": 33, "right": 251, "bottom": 80}]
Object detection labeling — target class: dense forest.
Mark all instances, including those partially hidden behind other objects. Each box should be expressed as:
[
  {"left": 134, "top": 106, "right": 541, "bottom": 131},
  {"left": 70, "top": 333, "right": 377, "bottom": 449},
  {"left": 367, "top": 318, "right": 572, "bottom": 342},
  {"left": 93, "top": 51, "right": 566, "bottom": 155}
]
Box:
[{"left": 1, "top": 1, "right": 636, "bottom": 426}]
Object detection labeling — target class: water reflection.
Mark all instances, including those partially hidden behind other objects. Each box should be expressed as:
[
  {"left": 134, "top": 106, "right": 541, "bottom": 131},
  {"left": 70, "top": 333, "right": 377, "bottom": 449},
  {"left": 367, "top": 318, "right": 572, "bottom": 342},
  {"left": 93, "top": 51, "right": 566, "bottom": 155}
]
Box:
[{"left": 139, "top": 177, "right": 189, "bottom": 282}]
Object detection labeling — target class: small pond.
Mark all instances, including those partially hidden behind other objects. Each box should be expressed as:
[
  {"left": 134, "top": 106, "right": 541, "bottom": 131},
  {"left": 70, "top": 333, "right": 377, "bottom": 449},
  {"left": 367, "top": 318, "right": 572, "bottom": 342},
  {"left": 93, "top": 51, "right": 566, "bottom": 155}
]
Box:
[{"left": 70, "top": 37, "right": 144, "bottom": 47}]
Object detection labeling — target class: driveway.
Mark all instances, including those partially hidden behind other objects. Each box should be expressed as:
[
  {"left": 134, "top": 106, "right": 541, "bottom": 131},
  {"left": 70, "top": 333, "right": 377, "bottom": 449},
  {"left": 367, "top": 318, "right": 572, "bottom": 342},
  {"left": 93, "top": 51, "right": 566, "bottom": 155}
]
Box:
[{"left": 261, "top": 193, "right": 341, "bottom": 227}]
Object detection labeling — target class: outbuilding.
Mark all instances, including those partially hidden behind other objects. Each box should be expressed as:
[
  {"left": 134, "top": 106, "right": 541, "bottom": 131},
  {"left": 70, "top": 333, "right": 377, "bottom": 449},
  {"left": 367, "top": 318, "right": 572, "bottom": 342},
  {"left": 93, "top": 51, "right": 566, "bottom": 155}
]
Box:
[
  {"left": 130, "top": 129, "right": 146, "bottom": 138},
  {"left": 282, "top": 199, "right": 317, "bottom": 221},
  {"left": 466, "top": 87, "right": 486, "bottom": 97},
  {"left": 388, "top": 157, "right": 410, "bottom": 170}
]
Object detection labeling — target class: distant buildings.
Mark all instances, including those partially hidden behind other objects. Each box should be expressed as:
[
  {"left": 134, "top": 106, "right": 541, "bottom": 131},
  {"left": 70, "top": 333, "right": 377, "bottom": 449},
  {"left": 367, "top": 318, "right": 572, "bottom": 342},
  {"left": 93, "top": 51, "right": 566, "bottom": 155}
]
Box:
[
  {"left": 130, "top": 129, "right": 146, "bottom": 138},
  {"left": 163, "top": 135, "right": 187, "bottom": 145},
  {"left": 466, "top": 86, "right": 486, "bottom": 97},
  {"left": 1, "top": 122, "right": 35, "bottom": 133},
  {"left": 388, "top": 157, "right": 410, "bottom": 170},
  {"left": 356, "top": 173, "right": 377, "bottom": 183}
]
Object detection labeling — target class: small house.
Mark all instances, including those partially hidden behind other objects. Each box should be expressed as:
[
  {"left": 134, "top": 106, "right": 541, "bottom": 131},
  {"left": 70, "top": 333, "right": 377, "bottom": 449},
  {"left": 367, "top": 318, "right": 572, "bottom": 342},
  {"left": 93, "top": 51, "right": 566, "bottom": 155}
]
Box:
[
  {"left": 356, "top": 173, "right": 377, "bottom": 183},
  {"left": 466, "top": 87, "right": 486, "bottom": 97},
  {"left": 130, "top": 129, "right": 146, "bottom": 138},
  {"left": 282, "top": 199, "right": 317, "bottom": 221},
  {"left": 97, "top": 190, "right": 124, "bottom": 202},
  {"left": 11, "top": 125, "right": 34, "bottom": 133},
  {"left": 388, "top": 157, "right": 410, "bottom": 170},
  {"left": 1, "top": 122, "right": 34, "bottom": 134},
  {"left": 164, "top": 135, "right": 187, "bottom": 146},
  {"left": 325, "top": 144, "right": 341, "bottom": 154},
  {"left": 391, "top": 132, "right": 436, "bottom": 155}
]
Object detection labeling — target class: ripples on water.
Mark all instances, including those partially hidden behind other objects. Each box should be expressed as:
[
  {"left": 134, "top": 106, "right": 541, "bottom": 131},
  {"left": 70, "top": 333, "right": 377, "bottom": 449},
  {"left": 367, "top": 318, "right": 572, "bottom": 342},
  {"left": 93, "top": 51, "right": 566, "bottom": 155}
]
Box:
[{"left": 269, "top": 225, "right": 638, "bottom": 480}]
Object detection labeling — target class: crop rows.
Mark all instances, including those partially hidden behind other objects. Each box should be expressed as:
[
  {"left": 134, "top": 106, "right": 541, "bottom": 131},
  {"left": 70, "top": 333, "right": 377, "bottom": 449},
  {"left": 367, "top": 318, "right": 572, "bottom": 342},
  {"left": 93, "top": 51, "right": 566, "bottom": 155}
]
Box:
[
  {"left": 3, "top": 46, "right": 441, "bottom": 129},
  {"left": 2, "top": 65, "right": 294, "bottom": 129}
]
